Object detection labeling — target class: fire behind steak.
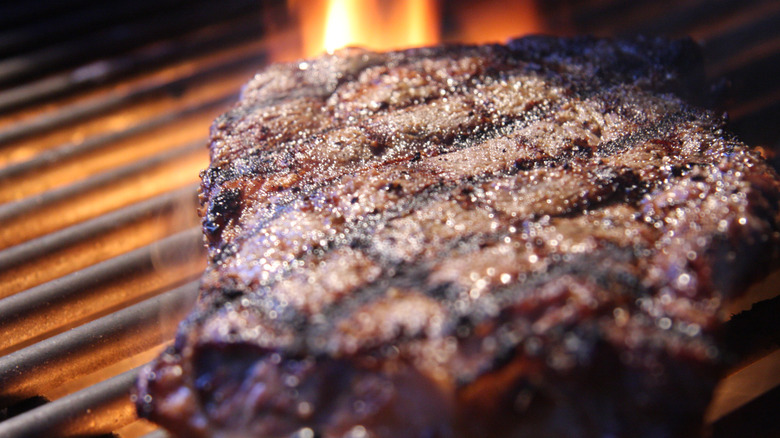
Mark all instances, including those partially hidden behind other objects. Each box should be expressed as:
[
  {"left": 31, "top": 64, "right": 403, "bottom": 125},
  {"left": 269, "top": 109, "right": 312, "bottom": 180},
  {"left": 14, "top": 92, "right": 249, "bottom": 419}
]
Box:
[{"left": 135, "top": 36, "right": 780, "bottom": 437}]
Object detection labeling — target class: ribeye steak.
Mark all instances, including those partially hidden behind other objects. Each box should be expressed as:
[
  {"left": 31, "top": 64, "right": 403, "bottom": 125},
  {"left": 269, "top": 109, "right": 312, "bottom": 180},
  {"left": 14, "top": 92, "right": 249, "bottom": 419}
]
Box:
[{"left": 135, "top": 36, "right": 780, "bottom": 438}]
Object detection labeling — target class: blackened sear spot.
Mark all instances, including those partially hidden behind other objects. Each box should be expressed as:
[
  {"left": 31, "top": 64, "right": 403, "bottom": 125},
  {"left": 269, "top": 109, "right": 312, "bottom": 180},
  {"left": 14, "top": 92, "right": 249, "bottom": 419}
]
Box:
[{"left": 204, "top": 187, "right": 242, "bottom": 246}]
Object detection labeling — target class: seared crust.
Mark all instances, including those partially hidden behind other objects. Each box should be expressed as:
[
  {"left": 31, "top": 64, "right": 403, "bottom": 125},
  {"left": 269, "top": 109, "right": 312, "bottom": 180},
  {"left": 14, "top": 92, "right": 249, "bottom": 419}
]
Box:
[{"left": 135, "top": 36, "right": 780, "bottom": 438}]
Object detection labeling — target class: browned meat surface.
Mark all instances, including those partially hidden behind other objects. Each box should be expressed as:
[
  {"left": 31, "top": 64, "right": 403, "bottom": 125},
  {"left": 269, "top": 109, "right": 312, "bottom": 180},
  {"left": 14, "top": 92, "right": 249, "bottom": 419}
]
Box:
[{"left": 135, "top": 36, "right": 780, "bottom": 438}]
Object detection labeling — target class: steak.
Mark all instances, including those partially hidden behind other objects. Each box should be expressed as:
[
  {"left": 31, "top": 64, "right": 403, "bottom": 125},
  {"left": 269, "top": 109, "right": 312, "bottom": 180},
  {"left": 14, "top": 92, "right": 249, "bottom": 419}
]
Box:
[{"left": 135, "top": 36, "right": 780, "bottom": 438}]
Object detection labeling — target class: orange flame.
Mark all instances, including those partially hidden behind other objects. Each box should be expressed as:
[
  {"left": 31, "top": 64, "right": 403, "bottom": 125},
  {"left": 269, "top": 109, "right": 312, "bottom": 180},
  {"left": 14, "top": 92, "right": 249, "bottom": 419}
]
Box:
[
  {"left": 288, "top": 0, "right": 544, "bottom": 60},
  {"left": 291, "top": 0, "right": 439, "bottom": 58},
  {"left": 322, "top": 0, "right": 356, "bottom": 53}
]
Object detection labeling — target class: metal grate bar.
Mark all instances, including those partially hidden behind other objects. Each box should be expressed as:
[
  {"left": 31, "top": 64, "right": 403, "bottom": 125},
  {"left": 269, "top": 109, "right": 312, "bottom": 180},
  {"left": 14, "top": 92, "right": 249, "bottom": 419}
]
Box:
[
  {"left": 142, "top": 430, "right": 171, "bottom": 438},
  {"left": 715, "top": 40, "right": 780, "bottom": 108},
  {"left": 0, "top": 90, "right": 231, "bottom": 180},
  {"left": 0, "top": 367, "right": 141, "bottom": 437},
  {"left": 0, "top": 185, "right": 197, "bottom": 273},
  {"left": 0, "top": 2, "right": 289, "bottom": 436},
  {"left": 702, "top": 9, "right": 780, "bottom": 69},
  {"left": 0, "top": 0, "right": 101, "bottom": 31},
  {"left": 0, "top": 281, "right": 198, "bottom": 406},
  {"left": 0, "top": 140, "right": 205, "bottom": 225},
  {"left": 0, "top": 49, "right": 264, "bottom": 145},
  {"left": 0, "top": 228, "right": 204, "bottom": 352},
  {"left": 617, "top": 0, "right": 741, "bottom": 36}
]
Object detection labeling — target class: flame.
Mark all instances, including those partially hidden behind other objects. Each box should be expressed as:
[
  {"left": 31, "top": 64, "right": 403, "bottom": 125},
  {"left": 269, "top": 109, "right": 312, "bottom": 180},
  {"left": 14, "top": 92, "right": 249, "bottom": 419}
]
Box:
[
  {"left": 322, "top": 0, "right": 355, "bottom": 53},
  {"left": 288, "top": 0, "right": 544, "bottom": 59},
  {"left": 291, "top": 0, "right": 439, "bottom": 58}
]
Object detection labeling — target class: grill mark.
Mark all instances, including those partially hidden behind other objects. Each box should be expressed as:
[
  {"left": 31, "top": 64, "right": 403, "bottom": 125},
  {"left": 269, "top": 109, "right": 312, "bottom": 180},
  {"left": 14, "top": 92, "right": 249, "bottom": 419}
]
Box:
[
  {"left": 205, "top": 77, "right": 646, "bottom": 264},
  {"left": 192, "top": 181, "right": 458, "bottom": 325},
  {"left": 207, "top": 179, "right": 469, "bottom": 306},
  {"left": 206, "top": 41, "right": 626, "bottom": 188},
  {"left": 199, "top": 166, "right": 515, "bottom": 325},
  {"left": 596, "top": 108, "right": 704, "bottom": 156},
  {"left": 205, "top": 70, "right": 562, "bottom": 186},
  {"left": 233, "top": 221, "right": 658, "bottom": 375},
  {"left": 296, "top": 240, "right": 648, "bottom": 362},
  {"left": 207, "top": 64, "right": 679, "bottom": 198},
  {"left": 285, "top": 166, "right": 658, "bottom": 349},
  {"left": 445, "top": 245, "right": 646, "bottom": 382},
  {"left": 475, "top": 168, "right": 645, "bottom": 224},
  {"left": 202, "top": 70, "right": 568, "bottom": 259}
]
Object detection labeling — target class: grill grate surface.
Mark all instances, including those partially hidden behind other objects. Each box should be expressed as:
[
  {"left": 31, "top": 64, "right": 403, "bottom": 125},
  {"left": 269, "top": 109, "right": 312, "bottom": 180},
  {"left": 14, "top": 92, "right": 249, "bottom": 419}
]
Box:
[
  {"left": 0, "top": 1, "right": 291, "bottom": 436},
  {"left": 0, "top": 1, "right": 777, "bottom": 437}
]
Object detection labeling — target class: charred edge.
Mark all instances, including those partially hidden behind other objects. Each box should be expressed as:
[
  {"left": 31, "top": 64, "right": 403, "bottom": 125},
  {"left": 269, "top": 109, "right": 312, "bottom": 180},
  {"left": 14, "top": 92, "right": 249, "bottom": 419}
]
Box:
[
  {"left": 203, "top": 187, "right": 242, "bottom": 246},
  {"left": 192, "top": 342, "right": 272, "bottom": 415}
]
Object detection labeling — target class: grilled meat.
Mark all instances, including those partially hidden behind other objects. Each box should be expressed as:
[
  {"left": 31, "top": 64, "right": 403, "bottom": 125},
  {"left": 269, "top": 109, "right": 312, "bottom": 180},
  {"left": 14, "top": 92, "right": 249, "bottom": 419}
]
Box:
[{"left": 135, "top": 36, "right": 780, "bottom": 438}]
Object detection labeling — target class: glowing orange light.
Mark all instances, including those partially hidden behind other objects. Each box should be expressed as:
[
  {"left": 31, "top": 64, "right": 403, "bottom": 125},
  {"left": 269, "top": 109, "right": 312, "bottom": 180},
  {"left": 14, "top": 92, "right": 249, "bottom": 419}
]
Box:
[
  {"left": 288, "top": 0, "right": 543, "bottom": 60},
  {"left": 291, "top": 0, "right": 440, "bottom": 58},
  {"left": 322, "top": 0, "right": 355, "bottom": 53}
]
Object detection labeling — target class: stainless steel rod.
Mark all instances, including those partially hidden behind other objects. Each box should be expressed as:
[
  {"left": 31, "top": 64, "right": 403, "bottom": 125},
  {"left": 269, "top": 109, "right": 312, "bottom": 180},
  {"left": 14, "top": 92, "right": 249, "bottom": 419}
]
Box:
[
  {"left": 0, "top": 140, "right": 205, "bottom": 223},
  {"left": 0, "top": 185, "right": 198, "bottom": 272},
  {"left": 0, "top": 367, "right": 139, "bottom": 437},
  {"left": 0, "top": 281, "right": 198, "bottom": 405}
]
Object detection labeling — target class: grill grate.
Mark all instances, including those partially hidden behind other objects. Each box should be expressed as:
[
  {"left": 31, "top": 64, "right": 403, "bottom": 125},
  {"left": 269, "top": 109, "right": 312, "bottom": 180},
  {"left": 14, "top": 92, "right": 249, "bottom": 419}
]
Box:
[
  {"left": 0, "top": 1, "right": 777, "bottom": 437},
  {"left": 0, "top": 1, "right": 291, "bottom": 436}
]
